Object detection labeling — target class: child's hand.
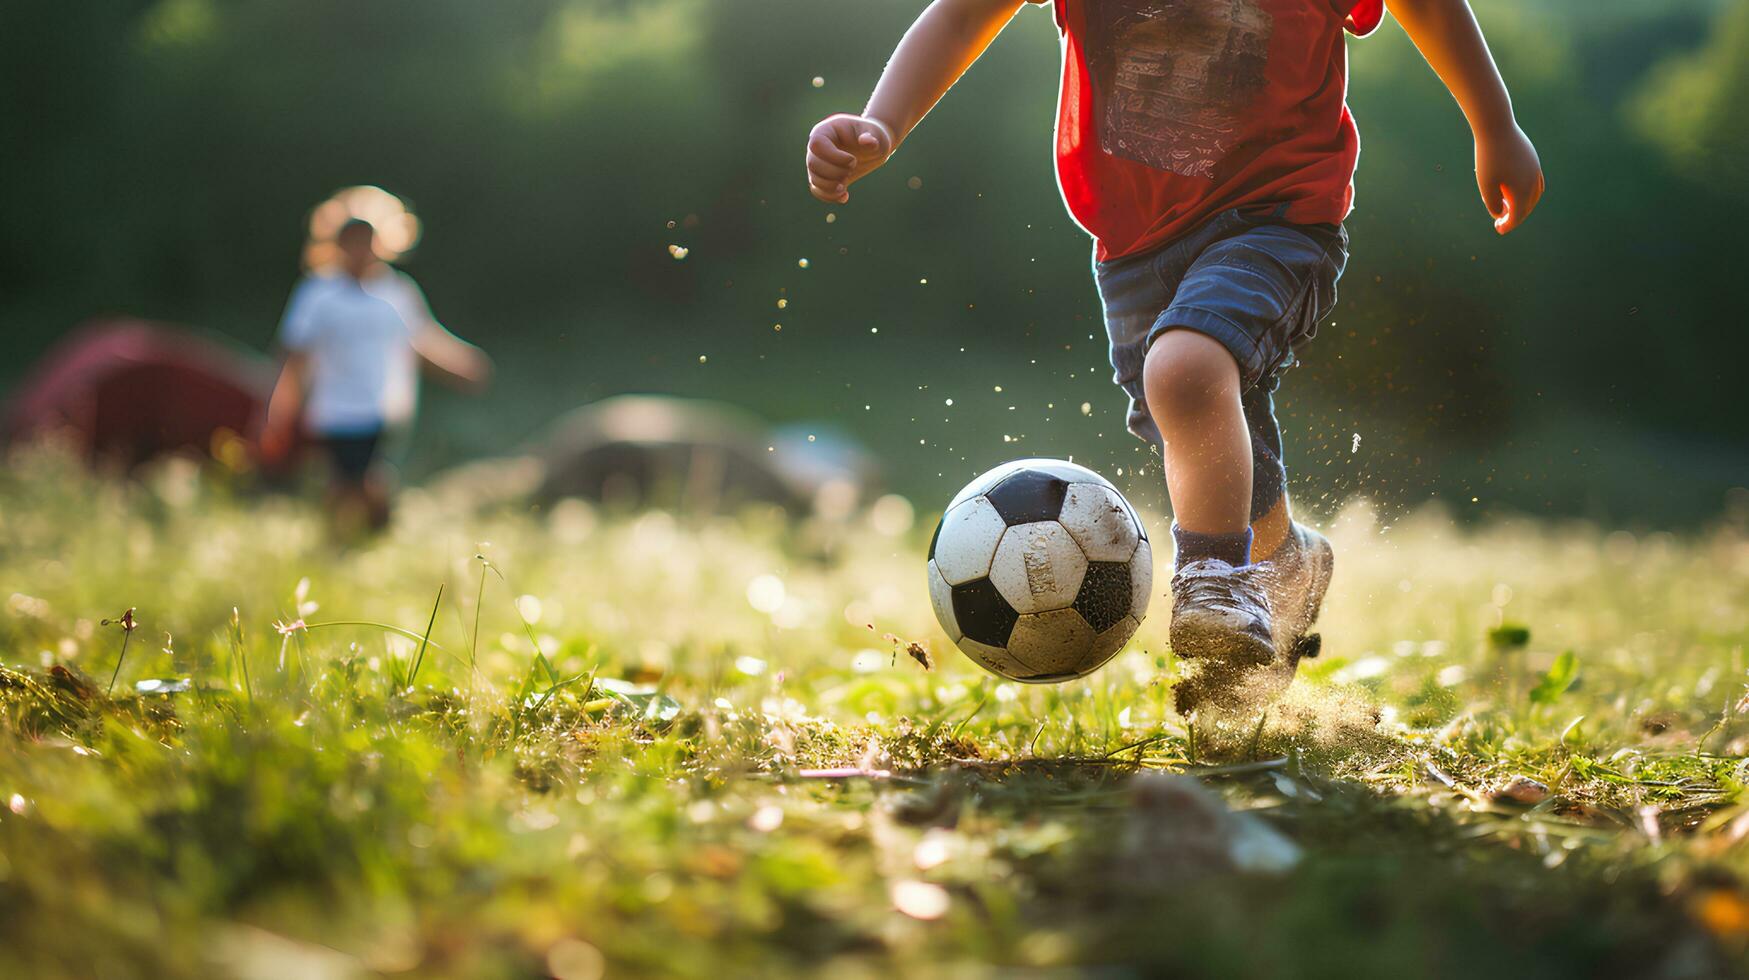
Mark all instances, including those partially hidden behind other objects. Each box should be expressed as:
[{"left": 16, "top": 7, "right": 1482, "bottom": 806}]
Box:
[
  {"left": 806, "top": 114, "right": 895, "bottom": 204},
  {"left": 1475, "top": 122, "right": 1544, "bottom": 235}
]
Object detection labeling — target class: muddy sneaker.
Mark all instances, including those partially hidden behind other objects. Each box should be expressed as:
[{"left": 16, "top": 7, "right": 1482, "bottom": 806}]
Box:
[
  {"left": 1261, "top": 523, "right": 1334, "bottom": 667},
  {"left": 1168, "top": 559, "right": 1276, "bottom": 668}
]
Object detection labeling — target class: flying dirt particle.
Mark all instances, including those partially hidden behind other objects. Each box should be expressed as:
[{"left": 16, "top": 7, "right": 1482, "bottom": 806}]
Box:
[
  {"left": 698, "top": 355, "right": 707, "bottom": 364},
  {"left": 825, "top": 213, "right": 836, "bottom": 224},
  {"left": 797, "top": 258, "right": 810, "bottom": 269},
  {"left": 773, "top": 324, "right": 782, "bottom": 332},
  {"left": 1351, "top": 433, "right": 1361, "bottom": 453},
  {"left": 811, "top": 76, "right": 825, "bottom": 88},
  {"left": 776, "top": 298, "right": 788, "bottom": 309},
  {"left": 944, "top": 398, "right": 953, "bottom": 406},
  {"left": 994, "top": 385, "right": 1003, "bottom": 393},
  {"left": 668, "top": 245, "right": 688, "bottom": 260},
  {"left": 919, "top": 278, "right": 928, "bottom": 285},
  {"left": 907, "top": 176, "right": 923, "bottom": 190},
  {"left": 807, "top": 434, "right": 816, "bottom": 442},
  {"left": 870, "top": 327, "right": 878, "bottom": 334},
  {"left": 1081, "top": 402, "right": 1092, "bottom": 415},
  {"left": 666, "top": 220, "right": 677, "bottom": 229},
  {"left": 906, "top": 643, "right": 932, "bottom": 671}
]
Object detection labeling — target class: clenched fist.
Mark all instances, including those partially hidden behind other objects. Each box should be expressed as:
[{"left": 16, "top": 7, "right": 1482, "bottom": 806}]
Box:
[
  {"left": 1475, "top": 121, "right": 1544, "bottom": 235},
  {"left": 805, "top": 114, "right": 896, "bottom": 204}
]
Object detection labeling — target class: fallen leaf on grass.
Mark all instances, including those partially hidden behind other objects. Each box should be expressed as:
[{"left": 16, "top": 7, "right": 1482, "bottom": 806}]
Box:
[
  {"left": 1122, "top": 772, "right": 1302, "bottom": 883},
  {"left": 1491, "top": 775, "right": 1551, "bottom": 805}
]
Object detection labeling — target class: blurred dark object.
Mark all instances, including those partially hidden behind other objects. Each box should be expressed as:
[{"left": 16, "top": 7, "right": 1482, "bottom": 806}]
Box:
[
  {"left": 531, "top": 395, "right": 875, "bottom": 515},
  {"left": 2, "top": 319, "right": 274, "bottom": 468}
]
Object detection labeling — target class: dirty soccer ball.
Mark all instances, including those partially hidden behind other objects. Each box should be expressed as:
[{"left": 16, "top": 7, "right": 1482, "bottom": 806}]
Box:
[{"left": 927, "top": 459, "right": 1153, "bottom": 682}]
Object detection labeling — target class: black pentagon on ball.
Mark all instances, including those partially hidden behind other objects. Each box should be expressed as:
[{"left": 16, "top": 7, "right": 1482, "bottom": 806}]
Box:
[
  {"left": 985, "top": 470, "right": 1070, "bottom": 526},
  {"left": 1073, "top": 561, "right": 1132, "bottom": 633},
  {"left": 951, "top": 577, "right": 1019, "bottom": 647}
]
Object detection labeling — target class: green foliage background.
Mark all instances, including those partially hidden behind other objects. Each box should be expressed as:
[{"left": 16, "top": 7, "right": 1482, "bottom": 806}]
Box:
[{"left": 1, "top": 0, "right": 1745, "bottom": 519}]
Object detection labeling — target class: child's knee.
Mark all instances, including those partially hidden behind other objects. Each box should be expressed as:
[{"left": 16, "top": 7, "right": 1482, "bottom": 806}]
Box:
[{"left": 1142, "top": 330, "right": 1241, "bottom": 422}]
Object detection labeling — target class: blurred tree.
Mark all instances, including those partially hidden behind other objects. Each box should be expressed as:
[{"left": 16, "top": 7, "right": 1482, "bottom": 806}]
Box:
[
  {"left": 0, "top": 0, "right": 1743, "bottom": 519},
  {"left": 1632, "top": 0, "right": 1749, "bottom": 199}
]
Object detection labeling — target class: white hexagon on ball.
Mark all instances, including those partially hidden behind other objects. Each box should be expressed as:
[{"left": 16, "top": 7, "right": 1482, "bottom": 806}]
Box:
[
  {"left": 989, "top": 521, "right": 1086, "bottom": 614},
  {"left": 1089, "top": 615, "right": 1140, "bottom": 666},
  {"left": 1007, "top": 608, "right": 1096, "bottom": 679},
  {"left": 1059, "top": 482, "right": 1141, "bottom": 562},
  {"left": 1130, "top": 538, "right": 1154, "bottom": 618},
  {"left": 926, "top": 560, "right": 961, "bottom": 642},
  {"left": 958, "top": 637, "right": 1037, "bottom": 679},
  {"left": 932, "top": 496, "right": 1007, "bottom": 586}
]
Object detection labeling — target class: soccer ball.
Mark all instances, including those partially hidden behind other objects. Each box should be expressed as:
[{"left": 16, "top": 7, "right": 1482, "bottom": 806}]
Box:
[{"left": 927, "top": 459, "right": 1153, "bottom": 683}]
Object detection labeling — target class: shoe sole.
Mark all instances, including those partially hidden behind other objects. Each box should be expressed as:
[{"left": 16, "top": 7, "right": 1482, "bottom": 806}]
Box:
[{"left": 1169, "top": 607, "right": 1275, "bottom": 668}]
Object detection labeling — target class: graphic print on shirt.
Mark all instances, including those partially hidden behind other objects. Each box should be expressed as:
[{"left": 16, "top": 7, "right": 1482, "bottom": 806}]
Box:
[{"left": 1083, "top": 0, "right": 1274, "bottom": 179}]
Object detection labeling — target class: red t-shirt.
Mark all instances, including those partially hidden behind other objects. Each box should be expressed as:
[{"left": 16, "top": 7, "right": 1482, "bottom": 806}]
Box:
[{"left": 1046, "top": 0, "right": 1384, "bottom": 260}]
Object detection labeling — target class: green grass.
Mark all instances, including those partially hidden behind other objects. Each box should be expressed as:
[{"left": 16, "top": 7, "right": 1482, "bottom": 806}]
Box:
[{"left": 3, "top": 445, "right": 1749, "bottom": 978}]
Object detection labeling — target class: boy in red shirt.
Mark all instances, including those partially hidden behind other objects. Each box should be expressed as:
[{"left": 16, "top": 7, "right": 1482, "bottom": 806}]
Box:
[{"left": 807, "top": 0, "right": 1543, "bottom": 710}]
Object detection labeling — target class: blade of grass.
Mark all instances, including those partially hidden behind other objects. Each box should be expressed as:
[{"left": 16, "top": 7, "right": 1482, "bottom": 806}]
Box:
[
  {"left": 407, "top": 584, "right": 444, "bottom": 689},
  {"left": 1246, "top": 708, "right": 1270, "bottom": 761},
  {"left": 949, "top": 696, "right": 989, "bottom": 740},
  {"left": 229, "top": 607, "right": 252, "bottom": 703},
  {"left": 471, "top": 557, "right": 488, "bottom": 671},
  {"left": 106, "top": 625, "right": 134, "bottom": 696},
  {"left": 1102, "top": 732, "right": 1174, "bottom": 761},
  {"left": 301, "top": 621, "right": 449, "bottom": 649}
]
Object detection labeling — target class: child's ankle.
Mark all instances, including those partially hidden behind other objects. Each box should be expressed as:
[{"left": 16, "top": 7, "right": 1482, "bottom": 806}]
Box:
[
  {"left": 1250, "top": 498, "right": 1293, "bottom": 558},
  {"left": 1172, "top": 524, "right": 1253, "bottom": 569}
]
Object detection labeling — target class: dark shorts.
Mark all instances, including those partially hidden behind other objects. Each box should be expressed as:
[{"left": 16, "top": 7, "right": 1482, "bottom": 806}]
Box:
[
  {"left": 1094, "top": 206, "right": 1349, "bottom": 517},
  {"left": 316, "top": 430, "right": 383, "bottom": 483}
]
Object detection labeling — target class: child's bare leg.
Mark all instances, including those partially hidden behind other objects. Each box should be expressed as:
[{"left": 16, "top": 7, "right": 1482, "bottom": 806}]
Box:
[
  {"left": 1143, "top": 328, "right": 1275, "bottom": 668},
  {"left": 1142, "top": 330, "right": 1253, "bottom": 538}
]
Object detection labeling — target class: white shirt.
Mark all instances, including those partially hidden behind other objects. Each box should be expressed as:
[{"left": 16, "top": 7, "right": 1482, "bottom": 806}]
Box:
[{"left": 278, "top": 269, "right": 433, "bottom": 434}]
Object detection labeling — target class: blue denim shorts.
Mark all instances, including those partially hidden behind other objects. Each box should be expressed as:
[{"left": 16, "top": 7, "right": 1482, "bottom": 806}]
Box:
[
  {"left": 1095, "top": 206, "right": 1348, "bottom": 444},
  {"left": 1094, "top": 206, "right": 1348, "bottom": 518}
]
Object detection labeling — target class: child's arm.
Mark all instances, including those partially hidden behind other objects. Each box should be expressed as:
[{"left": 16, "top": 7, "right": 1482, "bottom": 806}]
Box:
[
  {"left": 806, "top": 0, "right": 1026, "bottom": 203},
  {"left": 1386, "top": 0, "right": 1545, "bottom": 234},
  {"left": 411, "top": 322, "right": 493, "bottom": 392},
  {"left": 259, "top": 352, "right": 308, "bottom": 464}
]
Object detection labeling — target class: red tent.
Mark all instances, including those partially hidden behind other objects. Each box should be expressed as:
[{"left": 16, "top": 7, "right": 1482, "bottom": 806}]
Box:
[{"left": 3, "top": 319, "right": 275, "bottom": 467}]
